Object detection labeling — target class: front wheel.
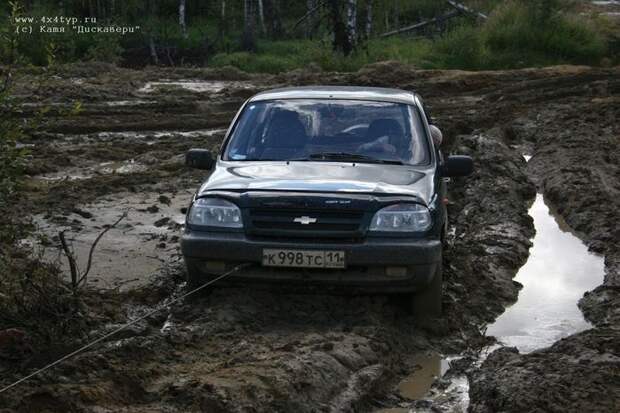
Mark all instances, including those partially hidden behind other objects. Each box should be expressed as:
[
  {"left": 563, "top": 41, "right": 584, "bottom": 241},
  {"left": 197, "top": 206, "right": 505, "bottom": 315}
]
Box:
[
  {"left": 410, "top": 263, "right": 443, "bottom": 318},
  {"left": 185, "top": 262, "right": 213, "bottom": 295}
]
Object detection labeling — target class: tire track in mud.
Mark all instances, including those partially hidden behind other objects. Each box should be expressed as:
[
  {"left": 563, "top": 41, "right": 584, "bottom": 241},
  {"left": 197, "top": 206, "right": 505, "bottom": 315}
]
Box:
[
  {"left": 2, "top": 63, "right": 618, "bottom": 412},
  {"left": 468, "top": 74, "right": 620, "bottom": 413},
  {"left": 3, "top": 133, "right": 536, "bottom": 412}
]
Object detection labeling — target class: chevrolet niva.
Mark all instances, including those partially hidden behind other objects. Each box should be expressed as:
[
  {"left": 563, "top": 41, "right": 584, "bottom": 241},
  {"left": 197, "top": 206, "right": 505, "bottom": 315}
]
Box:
[{"left": 181, "top": 86, "right": 473, "bottom": 316}]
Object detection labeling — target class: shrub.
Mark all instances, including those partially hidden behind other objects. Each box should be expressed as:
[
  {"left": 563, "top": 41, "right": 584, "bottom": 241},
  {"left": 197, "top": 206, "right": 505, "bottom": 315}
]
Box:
[
  {"left": 210, "top": 52, "right": 254, "bottom": 71},
  {"left": 431, "top": 25, "right": 488, "bottom": 69},
  {"left": 1, "top": 13, "right": 27, "bottom": 209},
  {"left": 366, "top": 37, "right": 435, "bottom": 68},
  {"left": 0, "top": 252, "right": 88, "bottom": 350},
  {"left": 482, "top": 0, "right": 606, "bottom": 66},
  {"left": 0, "top": 95, "right": 26, "bottom": 210},
  {"left": 83, "top": 34, "right": 124, "bottom": 63}
]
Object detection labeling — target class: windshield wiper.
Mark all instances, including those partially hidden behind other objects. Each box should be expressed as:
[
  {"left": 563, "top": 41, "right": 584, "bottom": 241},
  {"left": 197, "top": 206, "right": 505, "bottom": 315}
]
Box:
[{"left": 305, "top": 152, "right": 404, "bottom": 165}]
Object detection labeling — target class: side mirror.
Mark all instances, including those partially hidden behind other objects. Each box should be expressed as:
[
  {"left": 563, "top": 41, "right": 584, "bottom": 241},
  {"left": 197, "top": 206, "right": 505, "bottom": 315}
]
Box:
[
  {"left": 442, "top": 155, "right": 473, "bottom": 177},
  {"left": 186, "top": 149, "right": 214, "bottom": 170}
]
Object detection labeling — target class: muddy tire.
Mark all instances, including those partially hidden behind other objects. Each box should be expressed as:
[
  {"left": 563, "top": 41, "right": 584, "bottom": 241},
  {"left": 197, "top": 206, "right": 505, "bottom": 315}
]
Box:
[
  {"left": 186, "top": 265, "right": 200, "bottom": 289},
  {"left": 410, "top": 262, "right": 443, "bottom": 318},
  {"left": 185, "top": 262, "right": 213, "bottom": 295}
]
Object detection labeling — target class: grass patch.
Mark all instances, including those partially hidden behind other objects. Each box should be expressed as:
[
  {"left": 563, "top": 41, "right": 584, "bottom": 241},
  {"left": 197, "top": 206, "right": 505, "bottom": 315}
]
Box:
[
  {"left": 481, "top": 1, "right": 607, "bottom": 67},
  {"left": 431, "top": 25, "right": 488, "bottom": 70},
  {"left": 210, "top": 50, "right": 299, "bottom": 74},
  {"left": 208, "top": 1, "right": 609, "bottom": 73},
  {"left": 209, "top": 38, "right": 436, "bottom": 73}
]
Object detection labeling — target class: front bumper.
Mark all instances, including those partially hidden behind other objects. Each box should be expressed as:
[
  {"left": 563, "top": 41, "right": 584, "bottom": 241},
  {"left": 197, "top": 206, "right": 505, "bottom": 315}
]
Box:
[{"left": 181, "top": 231, "right": 442, "bottom": 293}]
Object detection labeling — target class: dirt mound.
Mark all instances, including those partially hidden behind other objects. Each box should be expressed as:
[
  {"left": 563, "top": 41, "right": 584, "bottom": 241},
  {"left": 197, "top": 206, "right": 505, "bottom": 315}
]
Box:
[
  {"left": 469, "top": 328, "right": 620, "bottom": 413},
  {"left": 467, "top": 66, "right": 620, "bottom": 412},
  {"left": 442, "top": 131, "right": 535, "bottom": 327},
  {"left": 355, "top": 60, "right": 422, "bottom": 86}
]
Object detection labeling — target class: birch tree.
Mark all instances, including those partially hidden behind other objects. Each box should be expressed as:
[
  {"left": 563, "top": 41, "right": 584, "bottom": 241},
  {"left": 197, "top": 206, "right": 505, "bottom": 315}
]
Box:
[
  {"left": 306, "top": 0, "right": 318, "bottom": 38},
  {"left": 328, "top": 0, "right": 353, "bottom": 55},
  {"left": 346, "top": 0, "right": 357, "bottom": 48},
  {"left": 179, "top": 0, "right": 188, "bottom": 39},
  {"left": 149, "top": 36, "right": 159, "bottom": 65},
  {"left": 258, "top": 0, "right": 266, "bottom": 34},
  {"left": 365, "top": 0, "right": 373, "bottom": 38},
  {"left": 219, "top": 0, "right": 227, "bottom": 35}
]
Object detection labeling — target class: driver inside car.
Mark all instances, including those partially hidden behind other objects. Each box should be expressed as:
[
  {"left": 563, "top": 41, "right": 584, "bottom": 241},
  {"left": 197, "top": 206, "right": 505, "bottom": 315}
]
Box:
[{"left": 357, "top": 118, "right": 408, "bottom": 159}]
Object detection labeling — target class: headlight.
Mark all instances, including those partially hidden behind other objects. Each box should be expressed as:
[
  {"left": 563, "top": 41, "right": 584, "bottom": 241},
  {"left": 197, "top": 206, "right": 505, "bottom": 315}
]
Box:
[
  {"left": 369, "top": 203, "right": 431, "bottom": 232},
  {"left": 188, "top": 198, "right": 243, "bottom": 228}
]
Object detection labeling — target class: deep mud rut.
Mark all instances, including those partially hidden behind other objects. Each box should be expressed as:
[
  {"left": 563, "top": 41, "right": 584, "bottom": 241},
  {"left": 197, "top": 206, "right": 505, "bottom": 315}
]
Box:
[{"left": 0, "top": 62, "right": 618, "bottom": 412}]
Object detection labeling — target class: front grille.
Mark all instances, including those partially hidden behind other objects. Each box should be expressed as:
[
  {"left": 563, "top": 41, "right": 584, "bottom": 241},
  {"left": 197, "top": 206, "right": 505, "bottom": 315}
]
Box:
[
  {"left": 247, "top": 235, "right": 364, "bottom": 244},
  {"left": 247, "top": 208, "right": 365, "bottom": 238}
]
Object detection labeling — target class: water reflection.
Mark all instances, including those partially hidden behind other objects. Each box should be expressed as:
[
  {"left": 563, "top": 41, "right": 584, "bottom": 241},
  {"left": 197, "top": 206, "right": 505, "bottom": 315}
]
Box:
[
  {"left": 486, "top": 193, "right": 604, "bottom": 353},
  {"left": 379, "top": 192, "right": 605, "bottom": 412}
]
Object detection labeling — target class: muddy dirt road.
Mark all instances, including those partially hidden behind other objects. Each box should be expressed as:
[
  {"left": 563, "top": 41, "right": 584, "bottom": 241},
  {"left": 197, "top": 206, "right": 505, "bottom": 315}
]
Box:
[{"left": 1, "top": 62, "right": 618, "bottom": 412}]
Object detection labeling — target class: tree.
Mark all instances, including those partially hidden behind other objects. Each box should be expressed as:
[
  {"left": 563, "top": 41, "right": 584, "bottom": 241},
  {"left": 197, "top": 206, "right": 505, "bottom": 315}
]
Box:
[
  {"left": 393, "top": 0, "right": 400, "bottom": 29},
  {"left": 265, "top": 0, "right": 283, "bottom": 38},
  {"left": 365, "top": 0, "right": 373, "bottom": 38},
  {"left": 219, "top": 0, "right": 227, "bottom": 36},
  {"left": 241, "top": 0, "right": 257, "bottom": 51},
  {"left": 346, "top": 0, "right": 357, "bottom": 48},
  {"left": 328, "top": 0, "right": 353, "bottom": 55},
  {"left": 179, "top": 0, "right": 188, "bottom": 39},
  {"left": 258, "top": 0, "right": 266, "bottom": 34},
  {"left": 305, "top": 0, "right": 318, "bottom": 38}
]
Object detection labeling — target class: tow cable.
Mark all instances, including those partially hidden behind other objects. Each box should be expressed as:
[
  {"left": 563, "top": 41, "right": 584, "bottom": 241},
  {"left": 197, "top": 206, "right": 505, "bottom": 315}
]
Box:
[{"left": 0, "top": 263, "right": 252, "bottom": 394}]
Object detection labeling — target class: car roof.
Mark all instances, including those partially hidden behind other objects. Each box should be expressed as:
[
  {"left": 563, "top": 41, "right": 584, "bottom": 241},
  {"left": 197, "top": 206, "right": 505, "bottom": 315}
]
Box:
[{"left": 248, "top": 86, "right": 417, "bottom": 105}]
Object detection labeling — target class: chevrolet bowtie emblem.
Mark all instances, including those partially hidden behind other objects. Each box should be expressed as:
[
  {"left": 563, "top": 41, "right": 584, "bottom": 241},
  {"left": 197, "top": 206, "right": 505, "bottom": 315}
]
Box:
[{"left": 293, "top": 216, "right": 317, "bottom": 225}]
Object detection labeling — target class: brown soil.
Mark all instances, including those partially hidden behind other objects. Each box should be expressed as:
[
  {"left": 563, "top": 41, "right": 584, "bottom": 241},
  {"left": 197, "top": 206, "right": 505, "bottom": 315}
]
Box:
[{"left": 0, "top": 62, "right": 618, "bottom": 412}]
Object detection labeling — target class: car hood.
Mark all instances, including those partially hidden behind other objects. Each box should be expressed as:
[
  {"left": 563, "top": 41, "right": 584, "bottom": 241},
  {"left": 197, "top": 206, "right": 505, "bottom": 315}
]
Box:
[{"left": 198, "top": 161, "right": 436, "bottom": 205}]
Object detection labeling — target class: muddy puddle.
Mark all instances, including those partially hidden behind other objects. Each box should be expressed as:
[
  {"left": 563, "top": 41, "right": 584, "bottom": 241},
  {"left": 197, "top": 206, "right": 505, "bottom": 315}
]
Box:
[
  {"left": 376, "top": 352, "right": 469, "bottom": 412},
  {"left": 34, "top": 189, "right": 193, "bottom": 290},
  {"left": 397, "top": 354, "right": 451, "bottom": 400},
  {"left": 138, "top": 79, "right": 254, "bottom": 94},
  {"left": 29, "top": 127, "right": 226, "bottom": 181},
  {"left": 485, "top": 193, "right": 604, "bottom": 352},
  {"left": 43, "top": 127, "right": 226, "bottom": 145},
  {"left": 36, "top": 159, "right": 149, "bottom": 182},
  {"left": 104, "top": 99, "right": 150, "bottom": 106},
  {"left": 380, "top": 187, "right": 605, "bottom": 411},
  {"left": 26, "top": 117, "right": 227, "bottom": 288}
]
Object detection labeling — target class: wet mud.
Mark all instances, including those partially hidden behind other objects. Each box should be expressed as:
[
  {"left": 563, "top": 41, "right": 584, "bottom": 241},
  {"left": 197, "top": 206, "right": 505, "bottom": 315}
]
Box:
[
  {"left": 467, "top": 64, "right": 620, "bottom": 412},
  {"left": 1, "top": 62, "right": 618, "bottom": 412}
]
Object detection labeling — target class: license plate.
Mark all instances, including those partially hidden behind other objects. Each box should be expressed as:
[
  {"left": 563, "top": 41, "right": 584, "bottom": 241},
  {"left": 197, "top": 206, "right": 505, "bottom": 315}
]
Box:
[{"left": 262, "top": 249, "right": 346, "bottom": 269}]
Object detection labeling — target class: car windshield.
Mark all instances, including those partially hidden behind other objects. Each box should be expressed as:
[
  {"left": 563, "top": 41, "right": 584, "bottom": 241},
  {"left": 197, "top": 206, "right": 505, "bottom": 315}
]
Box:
[{"left": 223, "top": 99, "right": 430, "bottom": 166}]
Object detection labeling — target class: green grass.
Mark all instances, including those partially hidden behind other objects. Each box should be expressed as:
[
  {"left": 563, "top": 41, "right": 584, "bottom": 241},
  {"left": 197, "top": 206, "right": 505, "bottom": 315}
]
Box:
[
  {"left": 481, "top": 1, "right": 607, "bottom": 67},
  {"left": 208, "top": 1, "right": 608, "bottom": 73},
  {"left": 209, "top": 38, "right": 437, "bottom": 73}
]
